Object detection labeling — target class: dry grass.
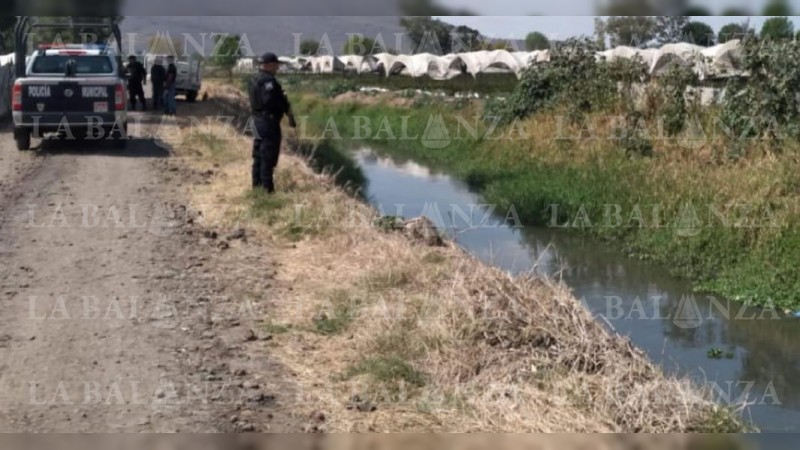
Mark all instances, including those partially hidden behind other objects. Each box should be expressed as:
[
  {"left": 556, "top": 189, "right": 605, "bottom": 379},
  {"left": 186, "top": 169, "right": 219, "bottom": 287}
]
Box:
[{"left": 171, "top": 81, "right": 744, "bottom": 433}]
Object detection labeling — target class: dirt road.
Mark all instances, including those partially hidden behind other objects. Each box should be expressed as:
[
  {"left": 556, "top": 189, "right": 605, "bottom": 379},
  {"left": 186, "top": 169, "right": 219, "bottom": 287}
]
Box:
[{"left": 0, "top": 106, "right": 297, "bottom": 432}]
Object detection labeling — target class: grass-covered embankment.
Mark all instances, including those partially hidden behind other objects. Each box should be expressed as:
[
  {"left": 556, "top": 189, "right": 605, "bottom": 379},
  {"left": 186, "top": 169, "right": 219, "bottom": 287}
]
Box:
[
  {"left": 289, "top": 75, "right": 800, "bottom": 311},
  {"left": 171, "top": 81, "right": 745, "bottom": 433}
]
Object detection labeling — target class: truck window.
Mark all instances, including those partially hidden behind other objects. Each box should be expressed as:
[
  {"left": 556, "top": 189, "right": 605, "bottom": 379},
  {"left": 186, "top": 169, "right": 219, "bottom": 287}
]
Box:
[{"left": 31, "top": 55, "right": 114, "bottom": 75}]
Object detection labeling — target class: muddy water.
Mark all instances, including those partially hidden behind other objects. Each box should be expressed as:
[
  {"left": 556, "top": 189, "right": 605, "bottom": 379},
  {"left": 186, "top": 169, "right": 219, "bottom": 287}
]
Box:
[{"left": 353, "top": 148, "right": 800, "bottom": 433}]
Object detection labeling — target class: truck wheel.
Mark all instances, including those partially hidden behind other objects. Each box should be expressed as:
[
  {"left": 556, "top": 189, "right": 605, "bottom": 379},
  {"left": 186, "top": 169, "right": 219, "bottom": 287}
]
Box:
[
  {"left": 186, "top": 90, "right": 198, "bottom": 103},
  {"left": 112, "top": 123, "right": 128, "bottom": 149},
  {"left": 113, "top": 135, "right": 128, "bottom": 149},
  {"left": 15, "top": 130, "right": 31, "bottom": 151}
]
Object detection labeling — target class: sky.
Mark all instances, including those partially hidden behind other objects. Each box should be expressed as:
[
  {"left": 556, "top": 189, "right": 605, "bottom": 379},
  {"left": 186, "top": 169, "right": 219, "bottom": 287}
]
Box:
[
  {"left": 437, "top": 0, "right": 792, "bottom": 15},
  {"left": 435, "top": 16, "right": 800, "bottom": 40}
]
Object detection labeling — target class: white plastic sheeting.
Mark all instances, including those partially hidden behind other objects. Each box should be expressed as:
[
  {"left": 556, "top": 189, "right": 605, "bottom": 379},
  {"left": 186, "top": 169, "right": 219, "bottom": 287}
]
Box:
[
  {"left": 234, "top": 57, "right": 255, "bottom": 73},
  {"left": 0, "top": 53, "right": 14, "bottom": 66},
  {"left": 234, "top": 56, "right": 310, "bottom": 73},
  {"left": 699, "top": 40, "right": 743, "bottom": 79},
  {"left": 595, "top": 41, "right": 745, "bottom": 79},
  {"left": 457, "top": 50, "right": 526, "bottom": 78},
  {"left": 598, "top": 46, "right": 659, "bottom": 69},
  {"left": 306, "top": 55, "right": 345, "bottom": 74},
  {"left": 371, "top": 53, "right": 408, "bottom": 76},
  {"left": 309, "top": 50, "right": 543, "bottom": 79},
  {"left": 404, "top": 53, "right": 462, "bottom": 80},
  {"left": 279, "top": 56, "right": 310, "bottom": 72},
  {"left": 337, "top": 55, "right": 375, "bottom": 74},
  {"left": 650, "top": 43, "right": 706, "bottom": 76},
  {"left": 279, "top": 41, "right": 745, "bottom": 80}
]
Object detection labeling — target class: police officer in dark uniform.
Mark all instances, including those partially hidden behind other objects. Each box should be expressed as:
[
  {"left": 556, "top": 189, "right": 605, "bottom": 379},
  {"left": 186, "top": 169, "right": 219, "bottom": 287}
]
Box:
[
  {"left": 248, "top": 52, "right": 296, "bottom": 193},
  {"left": 126, "top": 55, "right": 147, "bottom": 111},
  {"left": 150, "top": 57, "right": 167, "bottom": 111}
]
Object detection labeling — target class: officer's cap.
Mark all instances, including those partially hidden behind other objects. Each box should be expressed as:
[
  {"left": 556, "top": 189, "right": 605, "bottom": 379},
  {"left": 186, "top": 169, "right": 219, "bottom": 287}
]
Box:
[{"left": 258, "top": 52, "right": 281, "bottom": 64}]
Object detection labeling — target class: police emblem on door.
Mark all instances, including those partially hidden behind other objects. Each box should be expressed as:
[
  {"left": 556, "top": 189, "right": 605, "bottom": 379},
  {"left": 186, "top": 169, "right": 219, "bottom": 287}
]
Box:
[
  {"left": 37, "top": 103, "right": 45, "bottom": 112},
  {"left": 64, "top": 89, "right": 74, "bottom": 98}
]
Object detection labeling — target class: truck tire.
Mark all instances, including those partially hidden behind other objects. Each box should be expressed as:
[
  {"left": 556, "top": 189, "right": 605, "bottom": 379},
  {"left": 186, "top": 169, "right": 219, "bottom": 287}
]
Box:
[
  {"left": 15, "top": 130, "right": 31, "bottom": 151},
  {"left": 112, "top": 123, "right": 128, "bottom": 149},
  {"left": 186, "top": 90, "right": 198, "bottom": 103}
]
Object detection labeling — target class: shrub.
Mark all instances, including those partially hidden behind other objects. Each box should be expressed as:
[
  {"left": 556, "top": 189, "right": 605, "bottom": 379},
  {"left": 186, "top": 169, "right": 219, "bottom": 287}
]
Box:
[
  {"left": 720, "top": 37, "right": 800, "bottom": 143},
  {"left": 655, "top": 64, "right": 699, "bottom": 136},
  {"left": 322, "top": 78, "right": 360, "bottom": 98},
  {"left": 494, "top": 38, "right": 649, "bottom": 124},
  {"left": 615, "top": 111, "right": 654, "bottom": 157}
]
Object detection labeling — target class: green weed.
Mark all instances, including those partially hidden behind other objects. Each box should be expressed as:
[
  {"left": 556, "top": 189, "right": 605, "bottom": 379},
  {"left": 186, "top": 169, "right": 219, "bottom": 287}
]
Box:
[
  {"left": 313, "top": 290, "right": 361, "bottom": 336},
  {"left": 343, "top": 356, "right": 427, "bottom": 390}
]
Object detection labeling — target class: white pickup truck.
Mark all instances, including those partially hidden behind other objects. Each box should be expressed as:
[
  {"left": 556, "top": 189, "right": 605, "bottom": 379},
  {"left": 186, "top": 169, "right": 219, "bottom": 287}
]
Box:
[
  {"left": 144, "top": 54, "right": 202, "bottom": 102},
  {"left": 12, "top": 46, "right": 128, "bottom": 151}
]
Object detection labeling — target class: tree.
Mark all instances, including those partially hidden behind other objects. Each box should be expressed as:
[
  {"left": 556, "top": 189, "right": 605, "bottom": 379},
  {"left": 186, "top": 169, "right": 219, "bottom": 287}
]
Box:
[
  {"left": 655, "top": 16, "right": 689, "bottom": 44},
  {"left": 721, "top": 7, "right": 750, "bottom": 16},
  {"left": 594, "top": 17, "right": 607, "bottom": 50},
  {"left": 299, "top": 39, "right": 319, "bottom": 56},
  {"left": 683, "top": 6, "right": 711, "bottom": 16},
  {"left": 601, "top": 0, "right": 656, "bottom": 15},
  {"left": 210, "top": 34, "right": 243, "bottom": 80},
  {"left": 602, "top": 16, "right": 656, "bottom": 48},
  {"left": 718, "top": 23, "right": 752, "bottom": 43},
  {"left": 24, "top": 16, "right": 124, "bottom": 49},
  {"left": 399, "top": 16, "right": 485, "bottom": 54},
  {"left": 682, "top": 21, "right": 715, "bottom": 46},
  {"left": 0, "top": 16, "right": 15, "bottom": 54},
  {"left": 487, "top": 39, "right": 514, "bottom": 51},
  {"left": 452, "top": 25, "right": 483, "bottom": 51},
  {"left": 342, "top": 35, "right": 383, "bottom": 55},
  {"left": 761, "top": 17, "right": 795, "bottom": 40},
  {"left": 763, "top": 0, "right": 792, "bottom": 16},
  {"left": 524, "top": 31, "right": 550, "bottom": 50},
  {"left": 400, "top": 16, "right": 454, "bottom": 54},
  {"left": 399, "top": 0, "right": 473, "bottom": 15}
]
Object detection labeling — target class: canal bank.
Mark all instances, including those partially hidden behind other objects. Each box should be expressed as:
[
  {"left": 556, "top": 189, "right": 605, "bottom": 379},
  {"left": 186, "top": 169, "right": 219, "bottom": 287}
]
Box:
[
  {"left": 174, "top": 82, "right": 743, "bottom": 433},
  {"left": 350, "top": 148, "right": 800, "bottom": 432}
]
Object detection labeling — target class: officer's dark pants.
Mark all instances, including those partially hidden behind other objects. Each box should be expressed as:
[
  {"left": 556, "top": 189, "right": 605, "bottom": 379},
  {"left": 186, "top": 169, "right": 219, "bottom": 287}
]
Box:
[
  {"left": 128, "top": 82, "right": 146, "bottom": 110},
  {"left": 152, "top": 84, "right": 164, "bottom": 110},
  {"left": 252, "top": 117, "right": 282, "bottom": 193}
]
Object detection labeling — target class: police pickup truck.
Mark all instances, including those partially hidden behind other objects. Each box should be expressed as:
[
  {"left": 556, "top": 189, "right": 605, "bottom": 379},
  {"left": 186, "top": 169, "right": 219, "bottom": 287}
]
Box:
[{"left": 12, "top": 45, "right": 128, "bottom": 150}]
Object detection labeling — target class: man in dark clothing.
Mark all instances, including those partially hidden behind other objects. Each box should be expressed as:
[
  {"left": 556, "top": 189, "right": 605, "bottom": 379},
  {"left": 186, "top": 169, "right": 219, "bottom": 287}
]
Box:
[
  {"left": 248, "top": 52, "right": 296, "bottom": 193},
  {"left": 126, "top": 56, "right": 146, "bottom": 111},
  {"left": 164, "top": 56, "right": 178, "bottom": 115},
  {"left": 150, "top": 57, "right": 166, "bottom": 111}
]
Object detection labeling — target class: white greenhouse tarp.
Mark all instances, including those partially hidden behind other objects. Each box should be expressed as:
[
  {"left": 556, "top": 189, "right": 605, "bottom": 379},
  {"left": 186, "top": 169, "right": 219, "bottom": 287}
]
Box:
[
  {"left": 280, "top": 40, "right": 746, "bottom": 80},
  {"left": 338, "top": 55, "right": 374, "bottom": 74},
  {"left": 305, "top": 55, "right": 345, "bottom": 74}
]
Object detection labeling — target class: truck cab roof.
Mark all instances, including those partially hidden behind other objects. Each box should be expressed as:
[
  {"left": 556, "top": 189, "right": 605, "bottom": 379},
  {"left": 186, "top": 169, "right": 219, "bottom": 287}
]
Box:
[{"left": 25, "top": 52, "right": 120, "bottom": 78}]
